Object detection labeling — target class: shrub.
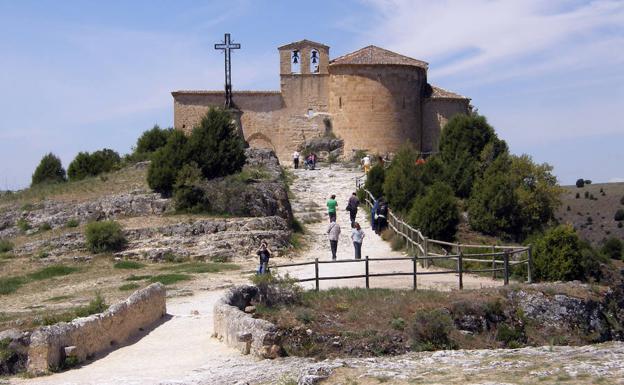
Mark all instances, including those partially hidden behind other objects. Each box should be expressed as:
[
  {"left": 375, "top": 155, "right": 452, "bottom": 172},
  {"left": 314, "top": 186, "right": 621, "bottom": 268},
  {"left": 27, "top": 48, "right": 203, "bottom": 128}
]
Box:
[
  {"left": 364, "top": 164, "right": 385, "bottom": 199},
  {"left": 382, "top": 145, "right": 424, "bottom": 212},
  {"left": 438, "top": 114, "right": 507, "bottom": 198},
  {"left": 411, "top": 309, "right": 456, "bottom": 351},
  {"left": 85, "top": 221, "right": 126, "bottom": 253},
  {"left": 173, "top": 162, "right": 210, "bottom": 213},
  {"left": 615, "top": 209, "right": 624, "bottom": 222},
  {"left": 65, "top": 218, "right": 79, "bottom": 228},
  {"left": 186, "top": 108, "right": 246, "bottom": 180},
  {"left": 0, "top": 239, "right": 13, "bottom": 253},
  {"left": 575, "top": 192, "right": 580, "bottom": 199},
  {"left": 532, "top": 225, "right": 599, "bottom": 282},
  {"left": 147, "top": 130, "right": 189, "bottom": 195},
  {"left": 601, "top": 238, "right": 623, "bottom": 260},
  {"left": 74, "top": 292, "right": 108, "bottom": 317},
  {"left": 16, "top": 218, "right": 31, "bottom": 232},
  {"left": 496, "top": 324, "right": 526, "bottom": 347},
  {"left": 38, "top": 222, "right": 52, "bottom": 232},
  {"left": 408, "top": 182, "right": 459, "bottom": 241},
  {"left": 575, "top": 179, "right": 585, "bottom": 188},
  {"left": 584, "top": 191, "right": 589, "bottom": 199},
  {"left": 584, "top": 180, "right": 592, "bottom": 185},
  {"left": 67, "top": 149, "right": 121, "bottom": 181},
  {"left": 134, "top": 125, "right": 173, "bottom": 158},
  {"left": 31, "top": 153, "right": 66, "bottom": 186}
]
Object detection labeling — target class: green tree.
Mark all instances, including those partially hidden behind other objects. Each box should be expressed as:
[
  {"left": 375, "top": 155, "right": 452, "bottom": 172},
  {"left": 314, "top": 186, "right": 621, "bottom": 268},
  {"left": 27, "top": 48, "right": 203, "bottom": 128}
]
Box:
[
  {"left": 147, "top": 130, "right": 189, "bottom": 195},
  {"left": 173, "top": 162, "right": 210, "bottom": 213},
  {"left": 133, "top": 125, "right": 173, "bottom": 159},
  {"left": 186, "top": 108, "right": 246, "bottom": 179},
  {"left": 31, "top": 153, "right": 66, "bottom": 186},
  {"left": 67, "top": 148, "right": 121, "bottom": 181},
  {"left": 601, "top": 237, "right": 623, "bottom": 260},
  {"left": 85, "top": 220, "right": 127, "bottom": 253},
  {"left": 364, "top": 164, "right": 385, "bottom": 199},
  {"left": 532, "top": 225, "right": 602, "bottom": 282},
  {"left": 438, "top": 114, "right": 506, "bottom": 197},
  {"left": 408, "top": 182, "right": 459, "bottom": 241},
  {"left": 383, "top": 145, "right": 424, "bottom": 213}
]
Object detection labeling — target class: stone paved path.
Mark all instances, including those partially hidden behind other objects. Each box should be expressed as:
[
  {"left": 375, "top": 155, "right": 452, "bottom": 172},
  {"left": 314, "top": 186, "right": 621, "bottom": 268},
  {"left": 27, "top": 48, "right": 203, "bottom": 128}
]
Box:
[{"left": 280, "top": 164, "right": 501, "bottom": 291}]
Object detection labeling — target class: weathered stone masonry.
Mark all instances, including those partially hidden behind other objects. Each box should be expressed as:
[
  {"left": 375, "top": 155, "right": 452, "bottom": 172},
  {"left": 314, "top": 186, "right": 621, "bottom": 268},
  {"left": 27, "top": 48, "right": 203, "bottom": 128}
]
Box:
[{"left": 173, "top": 39, "right": 470, "bottom": 162}]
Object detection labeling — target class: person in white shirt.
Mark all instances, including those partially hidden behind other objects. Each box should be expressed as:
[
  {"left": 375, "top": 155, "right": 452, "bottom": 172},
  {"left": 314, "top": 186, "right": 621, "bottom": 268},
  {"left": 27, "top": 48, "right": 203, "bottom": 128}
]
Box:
[
  {"left": 293, "top": 150, "right": 300, "bottom": 169},
  {"left": 350, "top": 222, "right": 365, "bottom": 259},
  {"left": 362, "top": 154, "right": 371, "bottom": 174}
]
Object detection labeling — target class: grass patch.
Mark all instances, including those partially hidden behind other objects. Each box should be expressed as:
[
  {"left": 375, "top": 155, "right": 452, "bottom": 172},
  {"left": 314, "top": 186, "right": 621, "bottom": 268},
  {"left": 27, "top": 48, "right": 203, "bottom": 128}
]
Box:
[
  {"left": 42, "top": 293, "right": 108, "bottom": 325},
  {"left": 126, "top": 274, "right": 153, "bottom": 281},
  {"left": 0, "top": 276, "right": 27, "bottom": 295},
  {"left": 44, "top": 295, "right": 74, "bottom": 302},
  {"left": 113, "top": 260, "right": 144, "bottom": 270},
  {"left": 148, "top": 273, "right": 191, "bottom": 285},
  {"left": 0, "top": 252, "right": 15, "bottom": 260},
  {"left": 65, "top": 218, "right": 80, "bottom": 228},
  {"left": 0, "top": 239, "right": 14, "bottom": 252},
  {"left": 119, "top": 283, "right": 140, "bottom": 291},
  {"left": 28, "top": 265, "right": 79, "bottom": 281},
  {"left": 159, "top": 262, "right": 239, "bottom": 274}
]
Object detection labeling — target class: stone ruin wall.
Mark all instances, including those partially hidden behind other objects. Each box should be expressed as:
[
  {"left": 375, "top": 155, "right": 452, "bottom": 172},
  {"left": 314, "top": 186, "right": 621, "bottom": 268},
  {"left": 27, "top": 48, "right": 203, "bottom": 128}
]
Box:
[
  {"left": 328, "top": 65, "right": 426, "bottom": 157},
  {"left": 26, "top": 283, "right": 166, "bottom": 374},
  {"left": 422, "top": 98, "right": 471, "bottom": 153}
]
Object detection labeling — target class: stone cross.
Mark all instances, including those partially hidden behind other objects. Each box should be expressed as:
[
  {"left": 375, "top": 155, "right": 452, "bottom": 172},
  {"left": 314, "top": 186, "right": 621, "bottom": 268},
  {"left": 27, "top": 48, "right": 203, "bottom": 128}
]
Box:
[{"left": 214, "top": 33, "right": 241, "bottom": 109}]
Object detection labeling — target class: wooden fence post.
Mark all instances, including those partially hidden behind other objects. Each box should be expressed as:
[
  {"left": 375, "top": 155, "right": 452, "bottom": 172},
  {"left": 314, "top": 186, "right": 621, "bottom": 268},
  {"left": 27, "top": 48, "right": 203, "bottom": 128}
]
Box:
[
  {"left": 413, "top": 256, "right": 417, "bottom": 290},
  {"left": 503, "top": 251, "right": 510, "bottom": 286},
  {"left": 491, "top": 245, "right": 496, "bottom": 279},
  {"left": 365, "top": 255, "right": 370, "bottom": 289},
  {"left": 527, "top": 245, "right": 533, "bottom": 284},
  {"left": 423, "top": 237, "right": 429, "bottom": 268},
  {"left": 314, "top": 258, "right": 320, "bottom": 292},
  {"left": 458, "top": 251, "right": 463, "bottom": 290}
]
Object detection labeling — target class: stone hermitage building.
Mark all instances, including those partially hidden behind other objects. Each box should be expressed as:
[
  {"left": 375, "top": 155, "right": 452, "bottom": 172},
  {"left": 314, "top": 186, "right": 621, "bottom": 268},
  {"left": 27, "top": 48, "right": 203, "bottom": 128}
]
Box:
[{"left": 172, "top": 39, "right": 470, "bottom": 161}]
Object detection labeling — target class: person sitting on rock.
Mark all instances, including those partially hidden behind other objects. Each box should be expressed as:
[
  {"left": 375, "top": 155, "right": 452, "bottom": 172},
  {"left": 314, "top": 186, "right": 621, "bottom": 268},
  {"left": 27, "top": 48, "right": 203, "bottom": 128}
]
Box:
[{"left": 256, "top": 241, "right": 271, "bottom": 275}]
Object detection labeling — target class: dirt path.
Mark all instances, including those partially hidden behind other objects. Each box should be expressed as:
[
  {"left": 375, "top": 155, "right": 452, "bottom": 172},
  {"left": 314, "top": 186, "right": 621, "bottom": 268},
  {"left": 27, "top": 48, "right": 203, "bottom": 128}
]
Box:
[{"left": 281, "top": 164, "right": 501, "bottom": 291}]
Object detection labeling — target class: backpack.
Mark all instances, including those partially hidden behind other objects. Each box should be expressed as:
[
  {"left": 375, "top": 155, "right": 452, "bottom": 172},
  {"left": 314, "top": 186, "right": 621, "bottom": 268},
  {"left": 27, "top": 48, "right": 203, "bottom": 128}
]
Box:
[{"left": 377, "top": 202, "right": 388, "bottom": 217}]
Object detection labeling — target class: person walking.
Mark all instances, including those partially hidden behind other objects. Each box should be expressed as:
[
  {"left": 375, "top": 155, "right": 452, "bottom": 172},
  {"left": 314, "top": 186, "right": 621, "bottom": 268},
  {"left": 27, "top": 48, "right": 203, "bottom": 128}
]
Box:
[
  {"left": 362, "top": 154, "right": 371, "bottom": 174},
  {"left": 256, "top": 241, "right": 271, "bottom": 275},
  {"left": 351, "top": 222, "right": 365, "bottom": 259},
  {"left": 371, "top": 198, "right": 379, "bottom": 233},
  {"left": 326, "top": 219, "right": 341, "bottom": 260},
  {"left": 327, "top": 194, "right": 338, "bottom": 222},
  {"left": 376, "top": 197, "right": 388, "bottom": 234},
  {"left": 293, "top": 150, "right": 300, "bottom": 169},
  {"left": 346, "top": 192, "right": 359, "bottom": 228}
]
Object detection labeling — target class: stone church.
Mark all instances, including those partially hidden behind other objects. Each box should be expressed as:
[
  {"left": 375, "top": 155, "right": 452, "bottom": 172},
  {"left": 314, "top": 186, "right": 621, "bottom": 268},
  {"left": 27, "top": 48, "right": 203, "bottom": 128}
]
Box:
[{"left": 172, "top": 39, "right": 470, "bottom": 161}]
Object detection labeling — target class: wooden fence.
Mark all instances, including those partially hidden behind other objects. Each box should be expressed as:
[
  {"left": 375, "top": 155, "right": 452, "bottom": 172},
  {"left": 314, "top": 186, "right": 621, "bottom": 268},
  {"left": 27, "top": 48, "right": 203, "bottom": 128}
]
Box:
[{"left": 269, "top": 175, "right": 532, "bottom": 291}]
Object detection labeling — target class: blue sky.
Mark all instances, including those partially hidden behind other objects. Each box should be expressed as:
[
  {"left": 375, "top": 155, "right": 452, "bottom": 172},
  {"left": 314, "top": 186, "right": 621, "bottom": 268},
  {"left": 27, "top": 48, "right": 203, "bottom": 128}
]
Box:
[{"left": 0, "top": 0, "right": 622, "bottom": 189}]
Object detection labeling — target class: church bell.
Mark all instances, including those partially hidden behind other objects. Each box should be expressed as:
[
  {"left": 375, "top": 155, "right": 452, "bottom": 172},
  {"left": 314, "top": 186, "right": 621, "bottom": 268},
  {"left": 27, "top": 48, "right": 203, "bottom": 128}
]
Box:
[{"left": 292, "top": 50, "right": 299, "bottom": 64}]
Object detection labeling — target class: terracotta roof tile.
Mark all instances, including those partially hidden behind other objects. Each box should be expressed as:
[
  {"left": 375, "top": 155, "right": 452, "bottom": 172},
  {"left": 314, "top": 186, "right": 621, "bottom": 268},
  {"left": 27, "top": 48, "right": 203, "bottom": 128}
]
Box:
[
  {"left": 330, "top": 45, "right": 428, "bottom": 69},
  {"left": 428, "top": 85, "right": 468, "bottom": 100}
]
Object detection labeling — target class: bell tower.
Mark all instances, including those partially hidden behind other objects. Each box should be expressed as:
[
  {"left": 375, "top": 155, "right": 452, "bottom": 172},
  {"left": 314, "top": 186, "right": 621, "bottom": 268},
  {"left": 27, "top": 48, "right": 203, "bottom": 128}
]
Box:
[{"left": 277, "top": 39, "right": 330, "bottom": 111}]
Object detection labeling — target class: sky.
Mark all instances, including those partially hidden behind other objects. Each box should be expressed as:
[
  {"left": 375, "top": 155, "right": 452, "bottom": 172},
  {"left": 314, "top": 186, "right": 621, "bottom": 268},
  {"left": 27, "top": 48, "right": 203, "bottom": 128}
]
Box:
[{"left": 0, "top": 0, "right": 622, "bottom": 189}]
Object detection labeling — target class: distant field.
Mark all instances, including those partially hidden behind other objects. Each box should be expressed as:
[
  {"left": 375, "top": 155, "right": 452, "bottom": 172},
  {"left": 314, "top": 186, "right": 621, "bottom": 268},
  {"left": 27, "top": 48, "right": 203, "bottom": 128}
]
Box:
[{"left": 556, "top": 182, "right": 624, "bottom": 246}]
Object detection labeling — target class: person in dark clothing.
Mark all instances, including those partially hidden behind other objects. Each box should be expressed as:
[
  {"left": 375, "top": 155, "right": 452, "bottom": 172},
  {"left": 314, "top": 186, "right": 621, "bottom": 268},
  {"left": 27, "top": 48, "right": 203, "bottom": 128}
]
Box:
[
  {"left": 256, "top": 241, "right": 271, "bottom": 274},
  {"left": 346, "top": 192, "right": 359, "bottom": 228},
  {"left": 371, "top": 198, "right": 379, "bottom": 233},
  {"left": 376, "top": 197, "right": 388, "bottom": 234}
]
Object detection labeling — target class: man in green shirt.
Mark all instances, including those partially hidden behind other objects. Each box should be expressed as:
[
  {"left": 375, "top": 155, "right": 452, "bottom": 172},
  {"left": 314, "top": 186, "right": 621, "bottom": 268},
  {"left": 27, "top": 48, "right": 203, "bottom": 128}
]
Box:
[{"left": 327, "top": 194, "right": 337, "bottom": 222}]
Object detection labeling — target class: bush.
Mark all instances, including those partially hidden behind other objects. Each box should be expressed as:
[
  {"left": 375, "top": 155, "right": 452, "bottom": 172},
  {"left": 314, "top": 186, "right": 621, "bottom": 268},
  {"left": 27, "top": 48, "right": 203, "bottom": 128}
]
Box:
[
  {"left": 615, "top": 209, "right": 624, "bottom": 222},
  {"left": 575, "top": 192, "right": 580, "bottom": 199},
  {"left": 85, "top": 221, "right": 126, "bottom": 253},
  {"left": 601, "top": 238, "right": 623, "bottom": 260},
  {"left": 0, "top": 239, "right": 13, "bottom": 253},
  {"left": 382, "top": 145, "right": 424, "bottom": 212},
  {"left": 147, "top": 130, "right": 189, "bottom": 195},
  {"left": 408, "top": 182, "right": 459, "bottom": 241},
  {"left": 364, "top": 164, "right": 385, "bottom": 199},
  {"left": 134, "top": 125, "right": 173, "bottom": 158},
  {"left": 411, "top": 309, "right": 456, "bottom": 351},
  {"left": 438, "top": 114, "right": 507, "bottom": 198},
  {"left": 67, "top": 148, "right": 121, "bottom": 181},
  {"left": 172, "top": 162, "right": 209, "bottom": 213},
  {"left": 31, "top": 153, "right": 66, "bottom": 186},
  {"left": 38, "top": 222, "right": 52, "bottom": 232},
  {"left": 65, "top": 218, "right": 79, "bottom": 228},
  {"left": 532, "top": 225, "right": 600, "bottom": 282},
  {"left": 584, "top": 180, "right": 592, "bottom": 185},
  {"left": 16, "top": 218, "right": 31, "bottom": 232},
  {"left": 575, "top": 179, "right": 585, "bottom": 188}
]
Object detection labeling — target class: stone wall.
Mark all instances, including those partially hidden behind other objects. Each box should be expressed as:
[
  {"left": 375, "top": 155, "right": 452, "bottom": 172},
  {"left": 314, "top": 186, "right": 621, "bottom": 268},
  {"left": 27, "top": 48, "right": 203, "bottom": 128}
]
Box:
[
  {"left": 213, "top": 286, "right": 281, "bottom": 358},
  {"left": 422, "top": 98, "right": 471, "bottom": 153},
  {"left": 328, "top": 65, "right": 426, "bottom": 156},
  {"left": 26, "top": 283, "right": 166, "bottom": 375}
]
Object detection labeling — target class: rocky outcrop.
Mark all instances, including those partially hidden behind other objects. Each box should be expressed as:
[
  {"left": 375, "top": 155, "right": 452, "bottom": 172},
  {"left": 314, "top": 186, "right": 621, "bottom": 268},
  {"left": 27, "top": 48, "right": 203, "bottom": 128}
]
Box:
[
  {"left": 14, "top": 216, "right": 291, "bottom": 261},
  {"left": 298, "top": 137, "right": 344, "bottom": 160},
  {"left": 213, "top": 285, "right": 282, "bottom": 359},
  {"left": 0, "top": 329, "right": 30, "bottom": 375},
  {"left": 26, "top": 283, "right": 166, "bottom": 375},
  {"left": 0, "top": 191, "right": 170, "bottom": 238}
]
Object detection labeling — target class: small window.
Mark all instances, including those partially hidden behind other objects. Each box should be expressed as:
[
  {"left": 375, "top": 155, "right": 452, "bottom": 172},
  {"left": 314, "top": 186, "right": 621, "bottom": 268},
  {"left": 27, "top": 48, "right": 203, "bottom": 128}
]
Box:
[
  {"left": 339, "top": 96, "right": 342, "bottom": 109},
  {"left": 291, "top": 50, "right": 301, "bottom": 74}
]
